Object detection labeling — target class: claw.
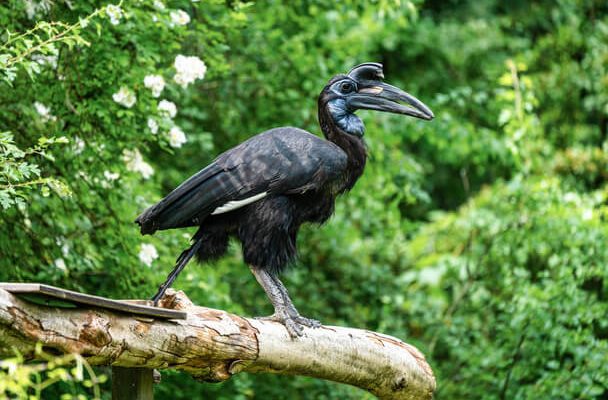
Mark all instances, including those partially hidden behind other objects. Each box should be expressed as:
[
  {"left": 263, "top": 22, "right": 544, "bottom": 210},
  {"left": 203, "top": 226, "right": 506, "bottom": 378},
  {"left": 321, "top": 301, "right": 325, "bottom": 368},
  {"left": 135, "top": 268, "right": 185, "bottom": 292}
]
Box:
[{"left": 283, "top": 317, "right": 304, "bottom": 338}]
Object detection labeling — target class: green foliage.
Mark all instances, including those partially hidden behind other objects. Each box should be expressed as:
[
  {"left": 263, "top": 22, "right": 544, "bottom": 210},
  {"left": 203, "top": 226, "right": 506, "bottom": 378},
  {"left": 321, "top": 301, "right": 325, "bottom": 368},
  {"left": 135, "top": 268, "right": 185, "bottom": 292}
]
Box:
[
  {"left": 0, "top": 0, "right": 607, "bottom": 399},
  {"left": 0, "top": 131, "right": 71, "bottom": 210},
  {"left": 0, "top": 344, "right": 106, "bottom": 399},
  {"left": 408, "top": 177, "right": 608, "bottom": 399}
]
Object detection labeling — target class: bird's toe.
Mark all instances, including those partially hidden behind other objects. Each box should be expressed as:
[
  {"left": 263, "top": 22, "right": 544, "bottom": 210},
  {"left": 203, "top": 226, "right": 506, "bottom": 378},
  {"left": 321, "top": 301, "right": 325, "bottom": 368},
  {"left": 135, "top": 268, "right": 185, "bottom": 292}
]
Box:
[
  {"left": 283, "top": 317, "right": 304, "bottom": 338},
  {"left": 255, "top": 314, "right": 279, "bottom": 322},
  {"left": 255, "top": 313, "right": 305, "bottom": 338},
  {"left": 294, "top": 316, "right": 322, "bottom": 328}
]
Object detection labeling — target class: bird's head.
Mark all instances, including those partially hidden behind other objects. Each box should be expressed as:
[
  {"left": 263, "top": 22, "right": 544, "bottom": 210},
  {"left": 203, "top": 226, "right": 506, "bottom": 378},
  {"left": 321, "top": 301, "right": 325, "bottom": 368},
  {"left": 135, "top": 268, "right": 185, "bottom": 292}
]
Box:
[{"left": 319, "top": 62, "right": 434, "bottom": 137}]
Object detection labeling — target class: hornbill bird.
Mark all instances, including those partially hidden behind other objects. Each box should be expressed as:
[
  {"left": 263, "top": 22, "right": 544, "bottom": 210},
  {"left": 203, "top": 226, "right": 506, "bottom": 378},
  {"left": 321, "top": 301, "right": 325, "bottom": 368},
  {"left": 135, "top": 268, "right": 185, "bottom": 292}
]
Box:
[{"left": 135, "top": 63, "right": 433, "bottom": 337}]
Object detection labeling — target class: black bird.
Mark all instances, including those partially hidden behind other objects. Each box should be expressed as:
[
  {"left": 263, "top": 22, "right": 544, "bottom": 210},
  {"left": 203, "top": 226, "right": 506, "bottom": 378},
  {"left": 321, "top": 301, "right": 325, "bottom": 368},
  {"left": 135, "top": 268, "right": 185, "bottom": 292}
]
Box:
[{"left": 136, "top": 63, "right": 433, "bottom": 337}]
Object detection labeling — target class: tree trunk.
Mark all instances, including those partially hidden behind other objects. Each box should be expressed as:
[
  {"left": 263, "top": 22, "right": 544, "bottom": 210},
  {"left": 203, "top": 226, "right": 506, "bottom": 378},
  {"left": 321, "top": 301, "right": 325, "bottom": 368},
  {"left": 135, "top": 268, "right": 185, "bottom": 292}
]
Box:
[{"left": 0, "top": 288, "right": 435, "bottom": 400}]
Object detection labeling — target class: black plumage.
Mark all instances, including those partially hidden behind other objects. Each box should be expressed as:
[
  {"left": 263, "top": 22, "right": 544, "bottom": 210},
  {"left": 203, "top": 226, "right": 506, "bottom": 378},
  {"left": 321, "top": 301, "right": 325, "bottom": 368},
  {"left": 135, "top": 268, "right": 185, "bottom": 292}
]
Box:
[{"left": 136, "top": 63, "right": 433, "bottom": 337}]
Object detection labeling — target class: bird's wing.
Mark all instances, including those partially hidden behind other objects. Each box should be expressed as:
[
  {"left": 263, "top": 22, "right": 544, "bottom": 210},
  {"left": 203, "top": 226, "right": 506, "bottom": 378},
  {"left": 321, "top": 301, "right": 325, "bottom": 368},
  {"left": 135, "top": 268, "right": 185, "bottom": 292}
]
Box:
[{"left": 135, "top": 127, "right": 347, "bottom": 234}]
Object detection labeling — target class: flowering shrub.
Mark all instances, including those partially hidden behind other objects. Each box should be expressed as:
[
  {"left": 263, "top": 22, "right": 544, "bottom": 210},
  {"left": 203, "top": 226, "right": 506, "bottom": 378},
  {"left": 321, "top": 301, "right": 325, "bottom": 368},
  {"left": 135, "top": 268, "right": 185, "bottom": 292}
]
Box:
[{"left": 0, "top": 0, "right": 247, "bottom": 304}]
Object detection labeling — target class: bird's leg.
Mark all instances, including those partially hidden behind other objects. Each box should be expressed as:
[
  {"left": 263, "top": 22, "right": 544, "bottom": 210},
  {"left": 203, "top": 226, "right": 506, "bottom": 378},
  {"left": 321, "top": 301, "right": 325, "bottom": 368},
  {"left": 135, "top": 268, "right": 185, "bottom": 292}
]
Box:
[
  {"left": 249, "top": 266, "right": 304, "bottom": 338},
  {"left": 151, "top": 239, "right": 202, "bottom": 306},
  {"left": 270, "top": 275, "right": 321, "bottom": 328}
]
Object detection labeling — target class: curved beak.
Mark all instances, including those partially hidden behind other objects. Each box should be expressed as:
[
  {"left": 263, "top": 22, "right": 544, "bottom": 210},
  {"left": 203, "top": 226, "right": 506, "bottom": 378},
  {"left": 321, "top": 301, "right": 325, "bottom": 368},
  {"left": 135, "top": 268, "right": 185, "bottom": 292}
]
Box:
[{"left": 347, "top": 82, "right": 434, "bottom": 121}]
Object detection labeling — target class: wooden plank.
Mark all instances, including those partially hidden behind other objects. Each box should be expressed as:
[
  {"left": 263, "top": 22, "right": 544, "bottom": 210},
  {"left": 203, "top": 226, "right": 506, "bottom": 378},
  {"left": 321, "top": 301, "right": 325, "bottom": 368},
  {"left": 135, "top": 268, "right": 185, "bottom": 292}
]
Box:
[
  {"left": 112, "top": 367, "right": 154, "bottom": 400},
  {"left": 0, "top": 283, "right": 186, "bottom": 320}
]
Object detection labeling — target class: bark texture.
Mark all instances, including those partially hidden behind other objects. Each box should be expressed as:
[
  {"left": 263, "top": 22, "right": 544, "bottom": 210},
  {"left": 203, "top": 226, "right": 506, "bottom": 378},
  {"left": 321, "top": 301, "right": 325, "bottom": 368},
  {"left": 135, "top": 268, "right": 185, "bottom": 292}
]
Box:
[{"left": 0, "top": 288, "right": 435, "bottom": 399}]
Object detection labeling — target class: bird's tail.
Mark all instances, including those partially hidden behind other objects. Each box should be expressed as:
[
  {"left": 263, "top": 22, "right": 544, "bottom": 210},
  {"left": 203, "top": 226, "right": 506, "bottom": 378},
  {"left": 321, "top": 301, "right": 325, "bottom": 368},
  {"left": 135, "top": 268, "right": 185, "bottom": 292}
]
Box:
[
  {"left": 135, "top": 163, "right": 224, "bottom": 235},
  {"left": 151, "top": 237, "right": 203, "bottom": 305}
]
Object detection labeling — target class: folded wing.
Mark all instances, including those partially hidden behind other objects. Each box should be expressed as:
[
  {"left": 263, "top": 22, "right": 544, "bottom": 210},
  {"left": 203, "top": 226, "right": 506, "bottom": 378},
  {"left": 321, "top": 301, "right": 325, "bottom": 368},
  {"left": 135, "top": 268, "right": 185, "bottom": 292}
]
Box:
[{"left": 135, "top": 127, "right": 347, "bottom": 234}]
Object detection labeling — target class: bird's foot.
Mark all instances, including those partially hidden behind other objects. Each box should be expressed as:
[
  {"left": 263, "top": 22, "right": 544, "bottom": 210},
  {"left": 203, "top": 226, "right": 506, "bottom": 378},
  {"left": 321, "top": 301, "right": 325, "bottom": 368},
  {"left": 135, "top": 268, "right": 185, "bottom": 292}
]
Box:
[
  {"left": 255, "top": 312, "right": 322, "bottom": 337},
  {"left": 255, "top": 313, "right": 306, "bottom": 338}
]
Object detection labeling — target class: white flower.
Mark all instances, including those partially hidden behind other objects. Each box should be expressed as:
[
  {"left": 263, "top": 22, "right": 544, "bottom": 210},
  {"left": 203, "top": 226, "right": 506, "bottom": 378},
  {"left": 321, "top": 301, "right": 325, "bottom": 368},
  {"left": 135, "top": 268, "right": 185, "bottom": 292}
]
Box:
[
  {"left": 34, "top": 101, "right": 56, "bottom": 122},
  {"left": 138, "top": 243, "right": 159, "bottom": 267},
  {"left": 31, "top": 54, "right": 58, "bottom": 69},
  {"left": 54, "top": 258, "right": 67, "bottom": 272},
  {"left": 158, "top": 99, "right": 177, "bottom": 118},
  {"left": 168, "top": 126, "right": 187, "bottom": 148},
  {"left": 170, "top": 10, "right": 190, "bottom": 26},
  {"left": 74, "top": 137, "right": 86, "bottom": 154},
  {"left": 153, "top": 0, "right": 165, "bottom": 10},
  {"left": 582, "top": 208, "right": 593, "bottom": 221},
  {"left": 56, "top": 237, "right": 70, "bottom": 257},
  {"left": 34, "top": 101, "right": 50, "bottom": 116},
  {"left": 563, "top": 192, "right": 579, "bottom": 204},
  {"left": 61, "top": 243, "right": 70, "bottom": 257},
  {"left": 123, "top": 149, "right": 154, "bottom": 179},
  {"left": 144, "top": 74, "right": 165, "bottom": 97},
  {"left": 24, "top": 0, "right": 52, "bottom": 19},
  {"left": 173, "top": 55, "right": 206, "bottom": 88},
  {"left": 106, "top": 4, "right": 123, "bottom": 25},
  {"left": 104, "top": 170, "right": 120, "bottom": 181},
  {"left": 147, "top": 118, "right": 159, "bottom": 134},
  {"left": 112, "top": 86, "right": 136, "bottom": 108}
]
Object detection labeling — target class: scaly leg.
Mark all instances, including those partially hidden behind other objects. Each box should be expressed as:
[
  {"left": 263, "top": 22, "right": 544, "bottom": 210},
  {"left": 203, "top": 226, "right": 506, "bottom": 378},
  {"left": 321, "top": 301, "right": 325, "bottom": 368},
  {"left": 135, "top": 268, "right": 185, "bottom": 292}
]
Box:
[
  {"left": 270, "top": 275, "right": 321, "bottom": 328},
  {"left": 249, "top": 266, "right": 305, "bottom": 338},
  {"left": 151, "top": 239, "right": 202, "bottom": 306}
]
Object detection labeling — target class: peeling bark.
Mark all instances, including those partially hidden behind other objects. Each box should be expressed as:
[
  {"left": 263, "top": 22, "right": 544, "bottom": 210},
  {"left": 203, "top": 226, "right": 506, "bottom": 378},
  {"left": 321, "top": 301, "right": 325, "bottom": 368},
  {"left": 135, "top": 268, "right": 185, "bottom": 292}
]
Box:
[{"left": 0, "top": 288, "right": 435, "bottom": 399}]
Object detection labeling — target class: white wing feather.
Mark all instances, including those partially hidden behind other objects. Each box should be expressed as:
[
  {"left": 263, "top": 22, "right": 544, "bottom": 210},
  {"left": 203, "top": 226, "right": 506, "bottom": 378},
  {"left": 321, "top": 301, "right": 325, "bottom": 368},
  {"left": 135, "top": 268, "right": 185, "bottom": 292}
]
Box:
[{"left": 210, "top": 192, "right": 268, "bottom": 215}]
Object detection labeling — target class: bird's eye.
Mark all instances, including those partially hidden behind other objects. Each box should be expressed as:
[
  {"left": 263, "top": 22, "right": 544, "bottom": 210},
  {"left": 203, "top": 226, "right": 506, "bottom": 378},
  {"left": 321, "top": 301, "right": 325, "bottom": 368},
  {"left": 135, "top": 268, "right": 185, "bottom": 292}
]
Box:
[{"left": 340, "top": 82, "right": 354, "bottom": 93}]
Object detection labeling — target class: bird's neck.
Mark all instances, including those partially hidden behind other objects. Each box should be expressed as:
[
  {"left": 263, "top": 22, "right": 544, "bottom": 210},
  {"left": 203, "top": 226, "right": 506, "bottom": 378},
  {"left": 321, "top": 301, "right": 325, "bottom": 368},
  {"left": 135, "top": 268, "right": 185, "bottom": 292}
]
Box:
[{"left": 318, "top": 100, "right": 367, "bottom": 191}]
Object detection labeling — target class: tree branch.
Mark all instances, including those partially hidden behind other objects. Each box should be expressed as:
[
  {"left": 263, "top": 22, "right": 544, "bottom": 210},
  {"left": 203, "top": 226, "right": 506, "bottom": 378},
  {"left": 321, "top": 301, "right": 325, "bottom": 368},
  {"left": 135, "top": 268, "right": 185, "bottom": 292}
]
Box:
[{"left": 0, "top": 288, "right": 435, "bottom": 399}]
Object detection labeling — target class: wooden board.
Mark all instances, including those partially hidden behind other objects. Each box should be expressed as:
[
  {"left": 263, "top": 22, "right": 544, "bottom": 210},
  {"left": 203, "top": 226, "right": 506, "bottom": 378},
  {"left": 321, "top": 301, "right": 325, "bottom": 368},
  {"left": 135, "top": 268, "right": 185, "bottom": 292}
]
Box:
[{"left": 0, "top": 283, "right": 187, "bottom": 320}]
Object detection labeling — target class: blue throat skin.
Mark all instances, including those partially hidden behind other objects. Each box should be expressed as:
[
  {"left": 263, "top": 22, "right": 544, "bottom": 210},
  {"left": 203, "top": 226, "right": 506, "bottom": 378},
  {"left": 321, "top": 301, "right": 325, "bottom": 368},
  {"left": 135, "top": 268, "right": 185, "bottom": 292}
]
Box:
[{"left": 327, "top": 99, "right": 365, "bottom": 137}]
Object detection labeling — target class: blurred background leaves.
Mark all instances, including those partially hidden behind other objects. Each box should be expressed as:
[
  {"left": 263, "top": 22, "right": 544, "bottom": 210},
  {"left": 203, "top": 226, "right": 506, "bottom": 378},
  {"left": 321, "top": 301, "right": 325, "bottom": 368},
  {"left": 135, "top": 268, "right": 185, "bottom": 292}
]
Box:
[{"left": 0, "top": 0, "right": 607, "bottom": 398}]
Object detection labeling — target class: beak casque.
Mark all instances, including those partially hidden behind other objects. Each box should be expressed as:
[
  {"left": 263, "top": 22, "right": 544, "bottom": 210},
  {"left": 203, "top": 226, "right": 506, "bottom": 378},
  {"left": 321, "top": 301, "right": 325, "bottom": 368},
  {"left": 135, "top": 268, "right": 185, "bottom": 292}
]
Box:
[{"left": 346, "top": 63, "right": 434, "bottom": 120}]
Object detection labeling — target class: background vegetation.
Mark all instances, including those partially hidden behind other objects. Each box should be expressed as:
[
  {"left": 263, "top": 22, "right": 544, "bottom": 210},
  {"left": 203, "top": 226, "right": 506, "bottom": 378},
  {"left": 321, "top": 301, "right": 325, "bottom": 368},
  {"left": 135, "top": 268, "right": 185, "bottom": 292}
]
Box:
[{"left": 1, "top": 0, "right": 607, "bottom": 398}]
